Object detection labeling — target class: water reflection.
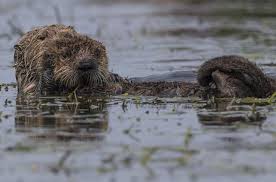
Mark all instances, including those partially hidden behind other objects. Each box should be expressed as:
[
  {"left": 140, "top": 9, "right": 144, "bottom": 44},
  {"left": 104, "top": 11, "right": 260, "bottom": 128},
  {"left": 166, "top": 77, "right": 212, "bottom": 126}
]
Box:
[
  {"left": 197, "top": 99, "right": 267, "bottom": 126},
  {"left": 15, "top": 96, "right": 109, "bottom": 141}
]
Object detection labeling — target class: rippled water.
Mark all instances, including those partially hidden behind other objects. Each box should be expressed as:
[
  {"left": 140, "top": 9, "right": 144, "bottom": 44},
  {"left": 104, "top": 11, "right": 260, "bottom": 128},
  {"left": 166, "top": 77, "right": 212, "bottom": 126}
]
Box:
[{"left": 0, "top": 0, "right": 276, "bottom": 182}]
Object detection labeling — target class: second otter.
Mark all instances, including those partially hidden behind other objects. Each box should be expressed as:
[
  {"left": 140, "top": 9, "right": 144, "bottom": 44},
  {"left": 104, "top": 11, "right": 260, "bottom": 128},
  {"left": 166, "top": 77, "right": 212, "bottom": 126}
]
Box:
[{"left": 14, "top": 25, "right": 276, "bottom": 98}]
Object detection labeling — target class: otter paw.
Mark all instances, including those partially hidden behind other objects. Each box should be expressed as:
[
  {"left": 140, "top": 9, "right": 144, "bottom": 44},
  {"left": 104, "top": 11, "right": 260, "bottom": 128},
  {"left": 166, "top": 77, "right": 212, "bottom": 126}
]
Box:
[{"left": 211, "top": 70, "right": 254, "bottom": 97}]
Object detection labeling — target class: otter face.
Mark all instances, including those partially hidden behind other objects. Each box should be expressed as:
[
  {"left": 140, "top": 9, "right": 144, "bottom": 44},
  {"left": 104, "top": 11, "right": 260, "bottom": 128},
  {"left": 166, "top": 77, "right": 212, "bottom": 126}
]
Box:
[
  {"left": 41, "top": 32, "right": 109, "bottom": 92},
  {"left": 14, "top": 25, "right": 110, "bottom": 95}
]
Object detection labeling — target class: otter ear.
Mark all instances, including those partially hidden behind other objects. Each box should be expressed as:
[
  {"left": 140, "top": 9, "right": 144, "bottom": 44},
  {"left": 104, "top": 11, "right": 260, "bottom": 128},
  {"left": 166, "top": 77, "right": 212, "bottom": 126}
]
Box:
[
  {"left": 94, "top": 47, "right": 102, "bottom": 57},
  {"left": 14, "top": 44, "right": 22, "bottom": 51},
  {"left": 98, "top": 44, "right": 106, "bottom": 51},
  {"left": 67, "top": 25, "right": 74, "bottom": 30}
]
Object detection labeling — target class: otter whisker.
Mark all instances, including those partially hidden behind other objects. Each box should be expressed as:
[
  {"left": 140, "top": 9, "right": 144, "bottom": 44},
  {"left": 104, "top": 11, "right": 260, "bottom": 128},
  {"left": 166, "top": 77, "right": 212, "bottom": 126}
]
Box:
[
  {"left": 65, "top": 71, "right": 76, "bottom": 88},
  {"left": 57, "top": 68, "right": 71, "bottom": 87},
  {"left": 58, "top": 68, "right": 71, "bottom": 77},
  {"left": 98, "top": 70, "right": 108, "bottom": 86},
  {"left": 55, "top": 66, "right": 79, "bottom": 88},
  {"left": 88, "top": 72, "right": 95, "bottom": 87},
  {"left": 71, "top": 72, "right": 79, "bottom": 88},
  {"left": 95, "top": 71, "right": 102, "bottom": 84},
  {"left": 96, "top": 73, "right": 101, "bottom": 85},
  {"left": 94, "top": 73, "right": 99, "bottom": 85},
  {"left": 15, "top": 25, "right": 111, "bottom": 96},
  {"left": 93, "top": 73, "right": 98, "bottom": 86},
  {"left": 98, "top": 73, "right": 103, "bottom": 85},
  {"left": 98, "top": 68, "right": 109, "bottom": 84},
  {"left": 97, "top": 73, "right": 102, "bottom": 85}
]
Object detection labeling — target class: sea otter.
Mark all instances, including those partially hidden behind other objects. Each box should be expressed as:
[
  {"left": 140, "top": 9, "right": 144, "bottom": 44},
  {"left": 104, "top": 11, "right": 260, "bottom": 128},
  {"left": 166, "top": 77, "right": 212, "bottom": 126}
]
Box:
[
  {"left": 14, "top": 24, "right": 109, "bottom": 95},
  {"left": 14, "top": 24, "right": 276, "bottom": 98}
]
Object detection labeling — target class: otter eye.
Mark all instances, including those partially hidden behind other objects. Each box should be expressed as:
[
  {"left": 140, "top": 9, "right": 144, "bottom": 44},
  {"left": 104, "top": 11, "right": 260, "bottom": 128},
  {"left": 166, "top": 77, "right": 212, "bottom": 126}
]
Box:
[
  {"left": 44, "top": 53, "right": 55, "bottom": 60},
  {"left": 62, "top": 52, "right": 71, "bottom": 59},
  {"left": 62, "top": 53, "right": 67, "bottom": 59},
  {"left": 37, "top": 32, "right": 47, "bottom": 40},
  {"left": 14, "top": 44, "right": 22, "bottom": 51}
]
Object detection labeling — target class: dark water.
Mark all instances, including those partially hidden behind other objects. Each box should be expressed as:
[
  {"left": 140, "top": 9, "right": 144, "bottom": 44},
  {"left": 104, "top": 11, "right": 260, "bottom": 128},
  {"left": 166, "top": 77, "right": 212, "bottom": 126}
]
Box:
[{"left": 1, "top": 0, "right": 276, "bottom": 182}]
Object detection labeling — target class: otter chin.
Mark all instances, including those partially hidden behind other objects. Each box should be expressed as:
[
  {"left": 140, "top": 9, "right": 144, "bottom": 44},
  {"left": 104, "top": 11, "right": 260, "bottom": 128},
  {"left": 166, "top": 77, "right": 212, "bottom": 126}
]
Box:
[{"left": 14, "top": 24, "right": 109, "bottom": 95}]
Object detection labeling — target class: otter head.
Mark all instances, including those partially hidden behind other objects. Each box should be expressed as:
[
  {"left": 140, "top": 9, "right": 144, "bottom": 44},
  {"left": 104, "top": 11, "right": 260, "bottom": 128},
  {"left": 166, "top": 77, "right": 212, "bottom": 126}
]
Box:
[{"left": 36, "top": 26, "right": 109, "bottom": 93}]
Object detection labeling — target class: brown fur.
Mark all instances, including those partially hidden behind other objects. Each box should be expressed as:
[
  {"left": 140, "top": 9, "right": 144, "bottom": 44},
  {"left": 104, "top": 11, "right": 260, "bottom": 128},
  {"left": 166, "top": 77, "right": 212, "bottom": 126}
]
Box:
[
  {"left": 14, "top": 25, "right": 276, "bottom": 98},
  {"left": 14, "top": 24, "right": 109, "bottom": 95},
  {"left": 197, "top": 55, "right": 276, "bottom": 98}
]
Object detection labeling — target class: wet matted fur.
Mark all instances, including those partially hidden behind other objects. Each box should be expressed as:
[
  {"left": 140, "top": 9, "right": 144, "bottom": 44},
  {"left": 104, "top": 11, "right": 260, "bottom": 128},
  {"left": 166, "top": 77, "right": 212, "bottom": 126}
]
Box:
[
  {"left": 14, "top": 24, "right": 109, "bottom": 95},
  {"left": 14, "top": 24, "right": 276, "bottom": 98},
  {"left": 197, "top": 55, "right": 276, "bottom": 98}
]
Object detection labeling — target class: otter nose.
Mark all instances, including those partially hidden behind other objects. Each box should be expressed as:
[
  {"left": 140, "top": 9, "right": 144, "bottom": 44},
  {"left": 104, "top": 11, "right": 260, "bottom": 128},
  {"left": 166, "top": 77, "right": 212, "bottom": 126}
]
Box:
[{"left": 78, "top": 59, "right": 98, "bottom": 71}]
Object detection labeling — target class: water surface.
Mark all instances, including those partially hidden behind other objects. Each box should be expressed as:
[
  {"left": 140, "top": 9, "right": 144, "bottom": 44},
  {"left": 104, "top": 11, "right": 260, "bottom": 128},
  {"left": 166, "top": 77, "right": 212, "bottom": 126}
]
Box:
[{"left": 0, "top": 0, "right": 276, "bottom": 182}]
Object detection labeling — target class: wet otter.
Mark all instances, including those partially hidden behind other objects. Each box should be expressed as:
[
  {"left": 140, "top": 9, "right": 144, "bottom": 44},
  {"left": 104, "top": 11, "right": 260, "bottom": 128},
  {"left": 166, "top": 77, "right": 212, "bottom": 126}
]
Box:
[
  {"left": 13, "top": 24, "right": 198, "bottom": 97},
  {"left": 14, "top": 25, "right": 109, "bottom": 95},
  {"left": 14, "top": 24, "right": 276, "bottom": 98}
]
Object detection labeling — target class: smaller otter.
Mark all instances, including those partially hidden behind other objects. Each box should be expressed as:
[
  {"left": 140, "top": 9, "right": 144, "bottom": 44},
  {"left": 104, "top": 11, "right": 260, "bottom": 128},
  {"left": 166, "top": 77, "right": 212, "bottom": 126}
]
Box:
[{"left": 14, "top": 24, "right": 276, "bottom": 98}]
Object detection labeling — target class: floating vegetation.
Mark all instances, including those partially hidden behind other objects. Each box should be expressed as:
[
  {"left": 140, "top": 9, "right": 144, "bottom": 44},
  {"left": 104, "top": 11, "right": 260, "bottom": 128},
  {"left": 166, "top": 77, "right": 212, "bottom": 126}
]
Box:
[
  {"left": 49, "top": 150, "right": 72, "bottom": 174},
  {"left": 0, "top": 83, "right": 17, "bottom": 87},
  {"left": 198, "top": 97, "right": 270, "bottom": 125},
  {"left": 0, "top": 83, "right": 17, "bottom": 92},
  {"left": 5, "top": 142, "right": 35, "bottom": 152},
  {"left": 198, "top": 110, "right": 266, "bottom": 125},
  {"left": 1, "top": 1, "right": 276, "bottom": 182}
]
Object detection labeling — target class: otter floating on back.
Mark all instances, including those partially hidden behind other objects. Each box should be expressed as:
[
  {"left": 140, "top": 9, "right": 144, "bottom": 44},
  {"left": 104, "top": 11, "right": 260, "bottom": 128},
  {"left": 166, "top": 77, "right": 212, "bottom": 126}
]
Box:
[{"left": 14, "top": 24, "right": 276, "bottom": 98}]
